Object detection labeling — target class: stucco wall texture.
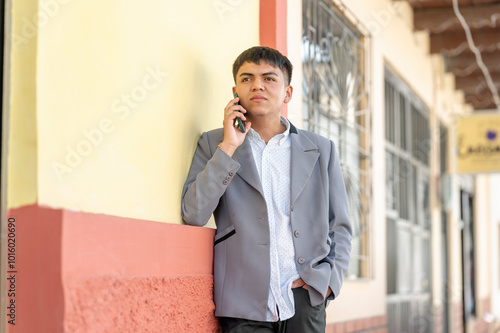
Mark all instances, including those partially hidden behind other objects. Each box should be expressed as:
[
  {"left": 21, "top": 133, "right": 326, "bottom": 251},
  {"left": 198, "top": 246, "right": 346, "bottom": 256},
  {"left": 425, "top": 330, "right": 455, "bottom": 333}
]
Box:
[{"left": 64, "top": 275, "right": 218, "bottom": 332}]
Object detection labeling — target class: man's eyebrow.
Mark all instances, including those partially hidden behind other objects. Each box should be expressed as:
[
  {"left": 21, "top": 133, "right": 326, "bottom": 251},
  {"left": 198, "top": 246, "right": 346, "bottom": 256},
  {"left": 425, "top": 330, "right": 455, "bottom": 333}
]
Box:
[{"left": 238, "top": 72, "right": 279, "bottom": 77}]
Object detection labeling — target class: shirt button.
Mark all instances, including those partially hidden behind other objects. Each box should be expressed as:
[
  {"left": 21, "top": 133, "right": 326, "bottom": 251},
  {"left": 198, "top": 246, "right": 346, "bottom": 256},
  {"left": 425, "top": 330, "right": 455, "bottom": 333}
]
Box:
[
  {"left": 291, "top": 205, "right": 294, "bottom": 212},
  {"left": 294, "top": 230, "right": 300, "bottom": 238},
  {"left": 297, "top": 257, "right": 305, "bottom": 264}
]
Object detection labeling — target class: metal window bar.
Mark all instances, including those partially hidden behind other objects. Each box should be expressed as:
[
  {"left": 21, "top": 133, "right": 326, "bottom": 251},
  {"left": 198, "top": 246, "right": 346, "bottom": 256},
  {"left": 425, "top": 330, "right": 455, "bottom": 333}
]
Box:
[{"left": 440, "top": 124, "right": 448, "bottom": 174}]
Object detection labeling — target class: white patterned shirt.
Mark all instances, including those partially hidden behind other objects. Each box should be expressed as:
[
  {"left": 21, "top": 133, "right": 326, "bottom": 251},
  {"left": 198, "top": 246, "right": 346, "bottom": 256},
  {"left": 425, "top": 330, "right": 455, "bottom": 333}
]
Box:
[{"left": 247, "top": 116, "right": 300, "bottom": 321}]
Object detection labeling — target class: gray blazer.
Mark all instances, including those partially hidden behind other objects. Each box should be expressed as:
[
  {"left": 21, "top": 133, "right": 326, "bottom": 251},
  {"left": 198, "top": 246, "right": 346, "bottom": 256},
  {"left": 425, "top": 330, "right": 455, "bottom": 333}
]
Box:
[{"left": 181, "top": 122, "right": 352, "bottom": 321}]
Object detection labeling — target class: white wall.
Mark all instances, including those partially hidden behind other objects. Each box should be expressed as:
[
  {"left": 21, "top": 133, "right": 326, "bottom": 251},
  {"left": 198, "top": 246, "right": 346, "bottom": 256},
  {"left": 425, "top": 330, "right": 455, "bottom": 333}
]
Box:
[{"left": 490, "top": 174, "right": 500, "bottom": 318}]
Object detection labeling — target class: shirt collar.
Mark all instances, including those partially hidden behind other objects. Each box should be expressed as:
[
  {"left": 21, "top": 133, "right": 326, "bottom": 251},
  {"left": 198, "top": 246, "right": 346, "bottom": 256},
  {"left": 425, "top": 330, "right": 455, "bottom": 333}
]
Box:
[
  {"left": 279, "top": 116, "right": 291, "bottom": 145},
  {"left": 249, "top": 116, "right": 290, "bottom": 146}
]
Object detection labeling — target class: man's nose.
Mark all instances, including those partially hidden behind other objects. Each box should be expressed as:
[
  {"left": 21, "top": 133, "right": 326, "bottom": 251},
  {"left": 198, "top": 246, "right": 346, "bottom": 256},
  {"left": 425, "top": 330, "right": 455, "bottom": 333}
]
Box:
[{"left": 251, "top": 78, "right": 265, "bottom": 90}]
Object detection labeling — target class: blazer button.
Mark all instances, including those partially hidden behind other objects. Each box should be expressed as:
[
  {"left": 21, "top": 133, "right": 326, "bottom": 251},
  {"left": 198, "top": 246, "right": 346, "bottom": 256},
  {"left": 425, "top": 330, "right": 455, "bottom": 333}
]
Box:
[
  {"left": 294, "top": 230, "right": 300, "bottom": 238},
  {"left": 297, "top": 257, "right": 305, "bottom": 264},
  {"left": 223, "top": 180, "right": 229, "bottom": 185},
  {"left": 229, "top": 172, "right": 234, "bottom": 176},
  {"left": 225, "top": 176, "right": 231, "bottom": 181}
]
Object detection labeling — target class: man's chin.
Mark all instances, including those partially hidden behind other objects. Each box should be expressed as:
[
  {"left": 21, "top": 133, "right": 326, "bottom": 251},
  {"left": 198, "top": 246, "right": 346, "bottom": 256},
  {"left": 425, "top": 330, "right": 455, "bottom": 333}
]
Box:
[{"left": 245, "top": 108, "right": 280, "bottom": 117}]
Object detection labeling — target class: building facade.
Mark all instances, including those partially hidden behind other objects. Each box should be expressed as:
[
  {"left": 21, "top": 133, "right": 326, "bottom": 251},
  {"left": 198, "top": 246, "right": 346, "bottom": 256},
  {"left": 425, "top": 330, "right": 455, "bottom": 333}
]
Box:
[{"left": 1, "top": 0, "right": 499, "bottom": 332}]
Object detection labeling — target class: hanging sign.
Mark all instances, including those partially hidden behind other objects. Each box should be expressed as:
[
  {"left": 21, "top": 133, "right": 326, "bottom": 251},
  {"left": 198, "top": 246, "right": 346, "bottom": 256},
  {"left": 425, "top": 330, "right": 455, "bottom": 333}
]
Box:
[{"left": 457, "top": 113, "right": 500, "bottom": 173}]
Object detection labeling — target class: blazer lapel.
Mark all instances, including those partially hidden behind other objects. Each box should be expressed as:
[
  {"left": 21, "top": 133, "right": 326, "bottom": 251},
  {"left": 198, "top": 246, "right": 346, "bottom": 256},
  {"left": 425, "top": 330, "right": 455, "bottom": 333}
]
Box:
[
  {"left": 232, "top": 137, "right": 264, "bottom": 196},
  {"left": 228, "top": 123, "right": 319, "bottom": 201},
  {"left": 290, "top": 127, "right": 320, "bottom": 205}
]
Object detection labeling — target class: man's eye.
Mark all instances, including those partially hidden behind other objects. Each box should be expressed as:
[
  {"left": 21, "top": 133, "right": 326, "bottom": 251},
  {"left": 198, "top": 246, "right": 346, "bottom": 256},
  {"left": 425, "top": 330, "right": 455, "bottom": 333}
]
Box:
[
  {"left": 265, "top": 77, "right": 276, "bottom": 81},
  {"left": 241, "top": 77, "right": 250, "bottom": 82}
]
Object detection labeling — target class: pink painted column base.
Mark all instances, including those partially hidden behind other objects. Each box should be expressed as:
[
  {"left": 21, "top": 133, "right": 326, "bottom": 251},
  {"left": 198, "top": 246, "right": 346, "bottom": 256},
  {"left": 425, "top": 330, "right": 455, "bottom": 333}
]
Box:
[{"left": 6, "top": 205, "right": 218, "bottom": 333}]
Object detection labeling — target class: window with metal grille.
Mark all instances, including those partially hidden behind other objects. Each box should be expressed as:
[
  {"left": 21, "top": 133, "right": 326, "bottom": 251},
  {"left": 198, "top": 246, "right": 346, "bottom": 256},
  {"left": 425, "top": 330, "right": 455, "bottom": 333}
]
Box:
[
  {"left": 302, "top": 0, "right": 371, "bottom": 279},
  {"left": 385, "top": 67, "right": 432, "bottom": 332}
]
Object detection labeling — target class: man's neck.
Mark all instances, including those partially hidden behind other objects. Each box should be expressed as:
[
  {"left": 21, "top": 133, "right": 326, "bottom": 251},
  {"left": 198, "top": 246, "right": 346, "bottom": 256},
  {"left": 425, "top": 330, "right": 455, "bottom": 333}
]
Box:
[{"left": 250, "top": 115, "right": 286, "bottom": 144}]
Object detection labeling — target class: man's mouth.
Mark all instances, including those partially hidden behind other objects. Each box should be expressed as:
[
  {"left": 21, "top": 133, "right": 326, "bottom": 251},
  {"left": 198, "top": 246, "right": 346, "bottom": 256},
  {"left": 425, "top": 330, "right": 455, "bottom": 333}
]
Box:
[{"left": 250, "top": 95, "right": 267, "bottom": 101}]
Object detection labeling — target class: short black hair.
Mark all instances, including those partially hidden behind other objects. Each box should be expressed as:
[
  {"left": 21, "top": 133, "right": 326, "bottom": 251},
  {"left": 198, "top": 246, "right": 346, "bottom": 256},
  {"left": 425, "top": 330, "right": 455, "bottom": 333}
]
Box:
[{"left": 232, "top": 46, "right": 293, "bottom": 86}]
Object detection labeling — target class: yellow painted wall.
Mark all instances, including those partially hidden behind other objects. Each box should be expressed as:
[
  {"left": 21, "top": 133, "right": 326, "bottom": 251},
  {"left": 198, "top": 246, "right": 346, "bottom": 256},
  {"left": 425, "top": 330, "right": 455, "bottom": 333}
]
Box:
[
  {"left": 6, "top": 0, "right": 39, "bottom": 209},
  {"left": 7, "top": 0, "right": 259, "bottom": 223}
]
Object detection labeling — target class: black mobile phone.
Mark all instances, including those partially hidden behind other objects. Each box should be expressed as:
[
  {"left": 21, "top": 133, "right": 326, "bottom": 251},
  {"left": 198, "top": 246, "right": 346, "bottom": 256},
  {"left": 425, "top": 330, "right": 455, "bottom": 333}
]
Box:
[{"left": 233, "top": 92, "right": 246, "bottom": 133}]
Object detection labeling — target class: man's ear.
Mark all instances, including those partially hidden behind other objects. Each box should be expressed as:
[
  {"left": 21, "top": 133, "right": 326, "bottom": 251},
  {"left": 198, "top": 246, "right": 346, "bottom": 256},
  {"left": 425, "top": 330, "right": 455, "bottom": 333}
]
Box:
[
  {"left": 284, "top": 85, "right": 293, "bottom": 104},
  {"left": 232, "top": 86, "right": 236, "bottom": 95}
]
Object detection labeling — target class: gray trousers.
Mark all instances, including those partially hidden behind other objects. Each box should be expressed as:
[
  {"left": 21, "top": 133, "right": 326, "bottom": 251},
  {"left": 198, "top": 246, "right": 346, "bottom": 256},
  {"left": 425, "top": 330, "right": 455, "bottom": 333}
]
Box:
[{"left": 218, "top": 287, "right": 327, "bottom": 333}]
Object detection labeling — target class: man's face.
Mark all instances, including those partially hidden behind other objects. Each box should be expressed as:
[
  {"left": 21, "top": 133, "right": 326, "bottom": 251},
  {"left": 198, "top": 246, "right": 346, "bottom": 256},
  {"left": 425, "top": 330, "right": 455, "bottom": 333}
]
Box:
[{"left": 233, "top": 61, "right": 292, "bottom": 119}]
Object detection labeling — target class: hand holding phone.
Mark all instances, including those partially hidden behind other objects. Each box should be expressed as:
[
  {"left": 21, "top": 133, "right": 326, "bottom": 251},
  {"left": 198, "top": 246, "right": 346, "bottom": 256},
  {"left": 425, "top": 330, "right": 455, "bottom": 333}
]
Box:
[{"left": 233, "top": 92, "right": 246, "bottom": 133}]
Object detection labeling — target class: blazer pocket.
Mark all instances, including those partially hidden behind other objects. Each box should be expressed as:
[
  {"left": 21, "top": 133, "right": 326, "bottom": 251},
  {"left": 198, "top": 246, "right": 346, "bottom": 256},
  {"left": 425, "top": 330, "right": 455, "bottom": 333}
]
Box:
[{"left": 214, "top": 225, "right": 236, "bottom": 246}]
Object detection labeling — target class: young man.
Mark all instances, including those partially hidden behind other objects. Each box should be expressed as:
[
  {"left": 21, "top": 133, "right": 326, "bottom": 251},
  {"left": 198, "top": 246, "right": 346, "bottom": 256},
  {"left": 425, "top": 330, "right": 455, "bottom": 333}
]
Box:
[{"left": 181, "top": 46, "right": 352, "bottom": 333}]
